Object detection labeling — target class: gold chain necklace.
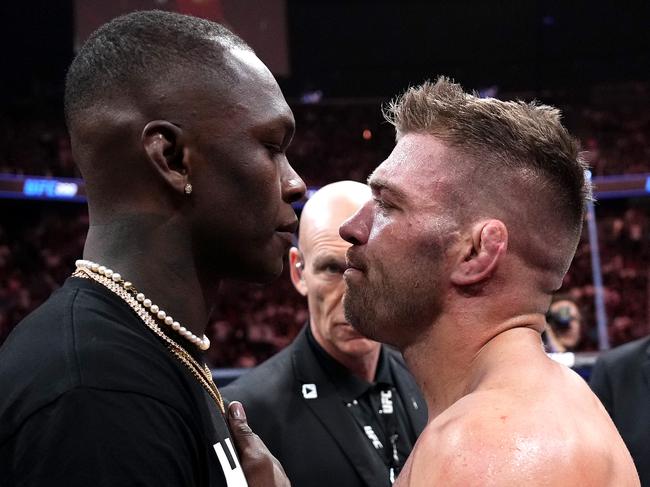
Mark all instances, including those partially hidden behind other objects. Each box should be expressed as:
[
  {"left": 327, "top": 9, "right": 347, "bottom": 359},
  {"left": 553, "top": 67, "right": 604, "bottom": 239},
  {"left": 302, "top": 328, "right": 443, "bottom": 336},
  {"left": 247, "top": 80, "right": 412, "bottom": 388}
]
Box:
[{"left": 72, "top": 266, "right": 224, "bottom": 414}]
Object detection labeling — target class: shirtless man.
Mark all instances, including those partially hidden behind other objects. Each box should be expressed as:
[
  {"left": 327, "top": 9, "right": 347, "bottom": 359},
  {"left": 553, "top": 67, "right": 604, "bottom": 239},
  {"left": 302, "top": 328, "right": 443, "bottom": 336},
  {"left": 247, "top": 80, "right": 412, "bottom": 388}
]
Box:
[{"left": 339, "top": 78, "right": 639, "bottom": 486}]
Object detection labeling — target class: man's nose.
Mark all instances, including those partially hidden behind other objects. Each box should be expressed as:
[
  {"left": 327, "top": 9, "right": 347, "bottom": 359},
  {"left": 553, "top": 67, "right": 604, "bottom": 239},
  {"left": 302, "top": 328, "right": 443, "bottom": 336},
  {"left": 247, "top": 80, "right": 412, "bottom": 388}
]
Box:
[
  {"left": 339, "top": 203, "right": 370, "bottom": 245},
  {"left": 281, "top": 161, "right": 306, "bottom": 204}
]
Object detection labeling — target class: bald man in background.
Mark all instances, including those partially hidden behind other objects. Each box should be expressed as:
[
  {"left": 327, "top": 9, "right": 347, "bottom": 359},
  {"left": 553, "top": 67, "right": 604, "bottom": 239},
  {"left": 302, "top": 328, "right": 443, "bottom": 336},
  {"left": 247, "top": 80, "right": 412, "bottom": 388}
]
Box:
[{"left": 223, "top": 181, "right": 426, "bottom": 487}]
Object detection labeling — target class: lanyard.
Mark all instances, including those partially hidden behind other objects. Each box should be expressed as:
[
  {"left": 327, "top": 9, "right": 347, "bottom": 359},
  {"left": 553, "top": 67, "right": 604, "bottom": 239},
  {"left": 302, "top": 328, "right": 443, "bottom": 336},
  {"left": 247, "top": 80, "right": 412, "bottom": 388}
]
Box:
[{"left": 347, "top": 385, "right": 402, "bottom": 479}]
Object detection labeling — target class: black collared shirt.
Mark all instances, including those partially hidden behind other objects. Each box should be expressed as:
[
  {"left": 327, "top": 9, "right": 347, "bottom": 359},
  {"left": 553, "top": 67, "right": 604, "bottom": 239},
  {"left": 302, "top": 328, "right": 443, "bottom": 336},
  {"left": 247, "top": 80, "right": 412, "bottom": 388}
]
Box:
[{"left": 306, "top": 325, "right": 416, "bottom": 482}]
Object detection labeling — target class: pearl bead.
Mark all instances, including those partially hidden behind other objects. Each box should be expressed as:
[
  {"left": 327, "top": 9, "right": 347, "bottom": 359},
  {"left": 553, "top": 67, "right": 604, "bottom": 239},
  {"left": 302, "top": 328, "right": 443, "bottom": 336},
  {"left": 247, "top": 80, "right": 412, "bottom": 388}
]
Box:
[{"left": 77, "top": 259, "right": 210, "bottom": 350}]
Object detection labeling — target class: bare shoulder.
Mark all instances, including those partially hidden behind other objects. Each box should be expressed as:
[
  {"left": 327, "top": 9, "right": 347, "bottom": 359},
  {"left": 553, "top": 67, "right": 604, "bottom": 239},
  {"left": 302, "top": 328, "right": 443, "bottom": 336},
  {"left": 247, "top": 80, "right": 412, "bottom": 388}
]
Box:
[{"left": 401, "top": 388, "right": 639, "bottom": 487}]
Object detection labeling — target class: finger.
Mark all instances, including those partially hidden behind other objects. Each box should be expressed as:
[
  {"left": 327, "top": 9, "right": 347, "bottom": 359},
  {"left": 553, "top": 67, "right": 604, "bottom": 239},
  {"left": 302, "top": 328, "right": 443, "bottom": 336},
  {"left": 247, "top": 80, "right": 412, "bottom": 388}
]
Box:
[
  {"left": 227, "top": 402, "right": 265, "bottom": 470},
  {"left": 228, "top": 401, "right": 255, "bottom": 441},
  {"left": 227, "top": 402, "right": 291, "bottom": 486}
]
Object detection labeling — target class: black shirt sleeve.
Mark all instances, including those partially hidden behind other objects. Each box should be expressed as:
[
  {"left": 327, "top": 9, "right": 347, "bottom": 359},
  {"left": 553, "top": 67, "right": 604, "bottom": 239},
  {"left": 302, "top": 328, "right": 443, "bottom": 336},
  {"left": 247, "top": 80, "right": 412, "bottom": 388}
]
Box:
[{"left": 2, "top": 387, "right": 203, "bottom": 487}]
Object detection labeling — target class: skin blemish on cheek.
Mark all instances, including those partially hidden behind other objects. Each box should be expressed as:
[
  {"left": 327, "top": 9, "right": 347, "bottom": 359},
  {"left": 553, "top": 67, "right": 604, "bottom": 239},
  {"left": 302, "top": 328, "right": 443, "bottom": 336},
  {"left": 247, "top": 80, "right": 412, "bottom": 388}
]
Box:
[{"left": 500, "top": 415, "right": 507, "bottom": 422}]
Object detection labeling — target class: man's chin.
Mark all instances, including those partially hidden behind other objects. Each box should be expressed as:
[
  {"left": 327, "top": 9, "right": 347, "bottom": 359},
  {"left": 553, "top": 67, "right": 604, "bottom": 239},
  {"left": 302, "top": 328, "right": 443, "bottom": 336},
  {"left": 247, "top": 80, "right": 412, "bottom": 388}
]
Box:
[
  {"left": 343, "top": 314, "right": 378, "bottom": 344},
  {"left": 343, "top": 296, "right": 367, "bottom": 331},
  {"left": 237, "top": 257, "right": 284, "bottom": 283}
]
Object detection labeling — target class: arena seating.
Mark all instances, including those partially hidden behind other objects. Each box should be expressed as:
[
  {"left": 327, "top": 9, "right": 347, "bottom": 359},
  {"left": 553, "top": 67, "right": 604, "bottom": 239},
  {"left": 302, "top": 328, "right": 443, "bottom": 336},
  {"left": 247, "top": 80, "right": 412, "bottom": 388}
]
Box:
[{"left": 1, "top": 89, "right": 649, "bottom": 367}]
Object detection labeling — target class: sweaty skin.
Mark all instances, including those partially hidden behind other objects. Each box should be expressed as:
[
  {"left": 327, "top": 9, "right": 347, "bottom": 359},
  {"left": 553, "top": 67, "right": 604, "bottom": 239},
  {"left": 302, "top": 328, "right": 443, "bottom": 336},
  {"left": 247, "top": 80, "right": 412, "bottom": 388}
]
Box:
[
  {"left": 394, "top": 331, "right": 638, "bottom": 487},
  {"left": 341, "top": 133, "right": 640, "bottom": 487}
]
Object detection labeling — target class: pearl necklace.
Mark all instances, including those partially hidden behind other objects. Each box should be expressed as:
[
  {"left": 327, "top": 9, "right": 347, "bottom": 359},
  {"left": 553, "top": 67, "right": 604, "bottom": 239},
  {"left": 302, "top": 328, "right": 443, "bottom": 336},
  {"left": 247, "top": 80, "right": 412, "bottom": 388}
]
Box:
[
  {"left": 72, "top": 260, "right": 224, "bottom": 413},
  {"left": 74, "top": 260, "right": 210, "bottom": 351}
]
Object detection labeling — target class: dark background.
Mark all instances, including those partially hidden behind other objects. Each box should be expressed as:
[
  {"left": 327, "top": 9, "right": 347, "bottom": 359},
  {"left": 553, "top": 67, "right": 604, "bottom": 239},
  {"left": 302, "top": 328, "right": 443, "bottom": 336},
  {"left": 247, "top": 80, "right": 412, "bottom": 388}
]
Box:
[
  {"left": 2, "top": 0, "right": 649, "bottom": 107},
  {"left": 0, "top": 0, "right": 649, "bottom": 362}
]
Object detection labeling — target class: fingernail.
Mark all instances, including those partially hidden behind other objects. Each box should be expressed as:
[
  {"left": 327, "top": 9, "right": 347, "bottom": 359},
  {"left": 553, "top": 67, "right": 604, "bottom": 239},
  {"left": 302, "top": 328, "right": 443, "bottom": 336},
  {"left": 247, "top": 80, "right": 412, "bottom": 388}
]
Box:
[{"left": 229, "top": 401, "right": 245, "bottom": 420}]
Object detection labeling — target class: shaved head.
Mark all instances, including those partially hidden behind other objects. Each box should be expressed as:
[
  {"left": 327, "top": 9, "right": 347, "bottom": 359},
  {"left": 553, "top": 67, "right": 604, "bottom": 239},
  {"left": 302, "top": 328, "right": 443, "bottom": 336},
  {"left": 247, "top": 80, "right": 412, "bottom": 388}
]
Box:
[
  {"left": 289, "top": 181, "right": 377, "bottom": 367},
  {"left": 298, "top": 181, "right": 371, "bottom": 255},
  {"left": 64, "top": 10, "right": 251, "bottom": 130}
]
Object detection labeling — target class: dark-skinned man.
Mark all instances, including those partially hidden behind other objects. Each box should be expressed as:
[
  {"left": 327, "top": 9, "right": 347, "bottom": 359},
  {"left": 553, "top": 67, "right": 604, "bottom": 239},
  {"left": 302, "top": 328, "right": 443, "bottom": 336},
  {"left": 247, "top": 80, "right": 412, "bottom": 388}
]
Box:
[
  {"left": 0, "top": 11, "right": 304, "bottom": 487},
  {"left": 224, "top": 181, "right": 426, "bottom": 486}
]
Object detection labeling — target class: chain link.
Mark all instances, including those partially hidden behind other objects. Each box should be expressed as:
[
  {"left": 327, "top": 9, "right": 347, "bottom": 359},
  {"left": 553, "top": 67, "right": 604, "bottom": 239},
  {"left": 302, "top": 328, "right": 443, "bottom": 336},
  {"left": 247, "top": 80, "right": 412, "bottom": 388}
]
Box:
[{"left": 73, "top": 269, "right": 225, "bottom": 414}]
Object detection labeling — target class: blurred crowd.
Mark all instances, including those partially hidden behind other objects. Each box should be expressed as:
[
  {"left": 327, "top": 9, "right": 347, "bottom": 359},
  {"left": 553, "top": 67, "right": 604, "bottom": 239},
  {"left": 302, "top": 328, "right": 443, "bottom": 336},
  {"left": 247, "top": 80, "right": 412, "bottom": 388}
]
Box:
[
  {"left": 2, "top": 84, "right": 650, "bottom": 181},
  {"left": 562, "top": 201, "right": 650, "bottom": 349},
  {"left": 1, "top": 88, "right": 649, "bottom": 366}
]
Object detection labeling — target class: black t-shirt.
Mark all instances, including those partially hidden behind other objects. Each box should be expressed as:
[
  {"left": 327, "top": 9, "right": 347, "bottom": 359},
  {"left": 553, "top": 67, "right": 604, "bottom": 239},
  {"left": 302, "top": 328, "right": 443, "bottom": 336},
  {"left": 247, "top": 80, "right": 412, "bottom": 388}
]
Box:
[{"left": 0, "top": 277, "right": 245, "bottom": 487}]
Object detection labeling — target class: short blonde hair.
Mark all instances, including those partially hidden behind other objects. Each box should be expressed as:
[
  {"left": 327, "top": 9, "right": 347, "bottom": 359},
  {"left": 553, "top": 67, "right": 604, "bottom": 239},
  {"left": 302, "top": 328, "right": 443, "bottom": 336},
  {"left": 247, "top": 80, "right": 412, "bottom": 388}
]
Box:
[{"left": 384, "top": 77, "right": 592, "bottom": 286}]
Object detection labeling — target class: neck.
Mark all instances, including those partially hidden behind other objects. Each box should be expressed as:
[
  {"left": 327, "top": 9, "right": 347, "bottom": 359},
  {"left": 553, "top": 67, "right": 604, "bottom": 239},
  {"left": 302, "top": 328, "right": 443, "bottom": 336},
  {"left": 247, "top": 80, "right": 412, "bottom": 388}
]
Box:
[
  {"left": 312, "top": 328, "right": 381, "bottom": 382},
  {"left": 341, "top": 347, "right": 381, "bottom": 383},
  {"left": 82, "top": 213, "right": 216, "bottom": 338},
  {"left": 402, "top": 310, "right": 547, "bottom": 420}
]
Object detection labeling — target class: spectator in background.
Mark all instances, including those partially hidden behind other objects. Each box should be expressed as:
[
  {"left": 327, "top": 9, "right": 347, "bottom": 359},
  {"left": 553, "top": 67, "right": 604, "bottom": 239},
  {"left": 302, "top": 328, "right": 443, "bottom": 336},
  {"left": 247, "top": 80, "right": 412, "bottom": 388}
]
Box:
[
  {"left": 543, "top": 295, "right": 583, "bottom": 352},
  {"left": 590, "top": 335, "right": 650, "bottom": 486},
  {"left": 223, "top": 181, "right": 426, "bottom": 487}
]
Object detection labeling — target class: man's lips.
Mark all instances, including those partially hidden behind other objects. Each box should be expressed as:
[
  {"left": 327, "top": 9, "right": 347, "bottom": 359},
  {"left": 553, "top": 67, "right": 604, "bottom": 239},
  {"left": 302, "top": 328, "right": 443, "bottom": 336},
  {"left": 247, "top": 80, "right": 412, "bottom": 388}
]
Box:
[
  {"left": 275, "top": 230, "right": 295, "bottom": 248},
  {"left": 345, "top": 249, "right": 366, "bottom": 273},
  {"left": 277, "top": 219, "right": 299, "bottom": 234},
  {"left": 276, "top": 220, "right": 298, "bottom": 248}
]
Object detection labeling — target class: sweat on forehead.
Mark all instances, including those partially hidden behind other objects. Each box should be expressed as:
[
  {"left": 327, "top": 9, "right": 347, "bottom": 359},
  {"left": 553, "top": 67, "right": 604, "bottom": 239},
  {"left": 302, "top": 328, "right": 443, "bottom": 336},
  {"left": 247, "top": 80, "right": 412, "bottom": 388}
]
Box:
[{"left": 64, "top": 10, "right": 252, "bottom": 127}]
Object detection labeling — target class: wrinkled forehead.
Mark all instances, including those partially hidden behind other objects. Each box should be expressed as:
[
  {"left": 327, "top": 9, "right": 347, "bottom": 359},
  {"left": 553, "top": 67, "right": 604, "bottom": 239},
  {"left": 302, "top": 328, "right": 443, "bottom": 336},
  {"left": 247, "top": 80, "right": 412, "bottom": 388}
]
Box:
[
  {"left": 300, "top": 197, "right": 365, "bottom": 255},
  {"left": 369, "top": 133, "right": 463, "bottom": 208}
]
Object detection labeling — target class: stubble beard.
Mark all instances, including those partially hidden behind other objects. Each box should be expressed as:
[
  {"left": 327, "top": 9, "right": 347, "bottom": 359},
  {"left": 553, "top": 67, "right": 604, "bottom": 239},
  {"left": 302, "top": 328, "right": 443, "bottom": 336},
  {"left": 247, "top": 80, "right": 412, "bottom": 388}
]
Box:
[
  {"left": 343, "top": 279, "right": 379, "bottom": 342},
  {"left": 343, "top": 264, "right": 441, "bottom": 350}
]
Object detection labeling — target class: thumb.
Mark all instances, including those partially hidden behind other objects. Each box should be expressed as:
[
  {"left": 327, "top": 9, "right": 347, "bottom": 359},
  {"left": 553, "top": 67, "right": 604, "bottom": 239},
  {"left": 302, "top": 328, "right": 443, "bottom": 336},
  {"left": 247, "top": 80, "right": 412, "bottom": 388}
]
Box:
[
  {"left": 227, "top": 401, "right": 291, "bottom": 486},
  {"left": 227, "top": 401, "right": 255, "bottom": 443}
]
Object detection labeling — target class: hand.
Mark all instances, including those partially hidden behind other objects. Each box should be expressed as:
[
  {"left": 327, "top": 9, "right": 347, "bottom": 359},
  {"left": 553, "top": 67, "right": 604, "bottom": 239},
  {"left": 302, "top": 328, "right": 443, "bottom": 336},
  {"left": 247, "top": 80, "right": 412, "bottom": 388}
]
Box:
[{"left": 227, "top": 401, "right": 291, "bottom": 487}]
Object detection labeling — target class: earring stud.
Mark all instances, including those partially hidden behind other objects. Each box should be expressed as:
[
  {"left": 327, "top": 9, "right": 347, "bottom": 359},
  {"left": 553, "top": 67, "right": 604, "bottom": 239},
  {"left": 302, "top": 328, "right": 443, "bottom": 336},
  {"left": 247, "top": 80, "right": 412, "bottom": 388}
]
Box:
[{"left": 184, "top": 183, "right": 193, "bottom": 195}]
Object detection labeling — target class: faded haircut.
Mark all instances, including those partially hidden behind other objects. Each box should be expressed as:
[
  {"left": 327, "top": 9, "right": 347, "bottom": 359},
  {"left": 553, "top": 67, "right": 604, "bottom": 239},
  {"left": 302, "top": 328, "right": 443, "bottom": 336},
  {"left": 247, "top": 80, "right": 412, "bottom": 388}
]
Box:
[
  {"left": 64, "top": 10, "right": 252, "bottom": 127},
  {"left": 384, "top": 77, "right": 592, "bottom": 285}
]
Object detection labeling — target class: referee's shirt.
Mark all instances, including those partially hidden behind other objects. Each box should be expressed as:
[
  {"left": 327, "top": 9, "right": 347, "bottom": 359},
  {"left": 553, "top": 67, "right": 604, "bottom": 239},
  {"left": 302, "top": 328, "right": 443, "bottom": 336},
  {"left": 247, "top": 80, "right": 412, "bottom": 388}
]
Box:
[{"left": 306, "top": 326, "right": 417, "bottom": 483}]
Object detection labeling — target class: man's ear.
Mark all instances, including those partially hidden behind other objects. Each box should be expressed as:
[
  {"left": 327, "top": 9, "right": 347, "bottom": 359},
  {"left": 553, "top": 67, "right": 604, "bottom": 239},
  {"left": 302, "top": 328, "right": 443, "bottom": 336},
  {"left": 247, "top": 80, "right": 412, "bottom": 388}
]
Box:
[
  {"left": 141, "top": 120, "right": 188, "bottom": 194},
  {"left": 450, "top": 219, "right": 508, "bottom": 286},
  {"left": 289, "top": 247, "right": 308, "bottom": 296}
]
